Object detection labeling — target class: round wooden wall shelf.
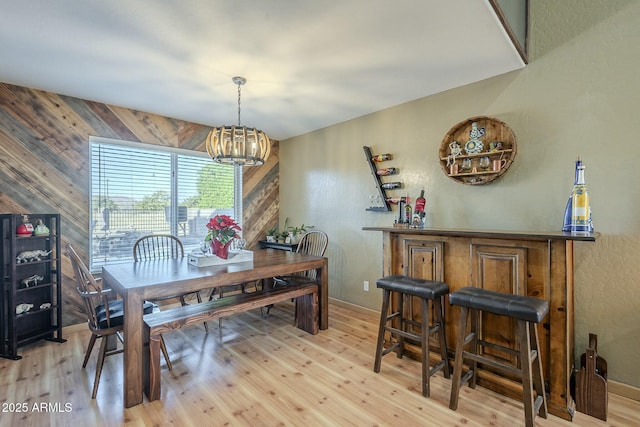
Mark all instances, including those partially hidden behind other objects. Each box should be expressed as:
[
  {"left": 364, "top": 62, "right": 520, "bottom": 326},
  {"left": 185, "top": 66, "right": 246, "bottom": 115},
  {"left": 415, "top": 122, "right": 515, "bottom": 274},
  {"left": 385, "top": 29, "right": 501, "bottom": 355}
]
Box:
[{"left": 439, "top": 116, "right": 516, "bottom": 185}]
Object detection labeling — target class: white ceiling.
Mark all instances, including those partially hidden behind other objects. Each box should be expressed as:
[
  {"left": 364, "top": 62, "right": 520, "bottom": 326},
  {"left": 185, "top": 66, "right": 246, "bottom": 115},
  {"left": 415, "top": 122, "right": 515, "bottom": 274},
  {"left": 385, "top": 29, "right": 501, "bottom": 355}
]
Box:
[{"left": 0, "top": 0, "right": 524, "bottom": 141}]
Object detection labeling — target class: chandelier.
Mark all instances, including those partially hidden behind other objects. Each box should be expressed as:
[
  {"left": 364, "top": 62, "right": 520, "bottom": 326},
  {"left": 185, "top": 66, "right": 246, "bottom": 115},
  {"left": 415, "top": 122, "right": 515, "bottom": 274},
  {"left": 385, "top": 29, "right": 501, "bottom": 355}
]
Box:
[{"left": 205, "top": 76, "right": 271, "bottom": 166}]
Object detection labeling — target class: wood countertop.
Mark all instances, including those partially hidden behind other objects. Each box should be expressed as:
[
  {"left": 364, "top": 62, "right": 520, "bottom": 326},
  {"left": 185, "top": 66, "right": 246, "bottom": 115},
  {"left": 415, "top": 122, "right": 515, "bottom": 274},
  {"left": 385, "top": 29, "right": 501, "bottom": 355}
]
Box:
[{"left": 362, "top": 226, "right": 599, "bottom": 242}]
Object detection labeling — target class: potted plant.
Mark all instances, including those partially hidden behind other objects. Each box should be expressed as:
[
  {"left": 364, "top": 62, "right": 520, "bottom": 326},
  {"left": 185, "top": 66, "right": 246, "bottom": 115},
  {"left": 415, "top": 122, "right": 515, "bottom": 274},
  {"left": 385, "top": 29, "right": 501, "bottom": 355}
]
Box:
[
  {"left": 287, "top": 223, "right": 313, "bottom": 244},
  {"left": 266, "top": 225, "right": 278, "bottom": 242},
  {"left": 204, "top": 215, "right": 241, "bottom": 259}
]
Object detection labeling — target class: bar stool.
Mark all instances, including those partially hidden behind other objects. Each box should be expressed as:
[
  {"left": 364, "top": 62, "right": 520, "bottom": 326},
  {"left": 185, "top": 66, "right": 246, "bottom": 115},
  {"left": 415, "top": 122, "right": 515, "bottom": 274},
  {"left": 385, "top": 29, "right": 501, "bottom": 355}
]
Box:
[
  {"left": 448, "top": 287, "right": 549, "bottom": 427},
  {"left": 373, "top": 275, "right": 450, "bottom": 397}
]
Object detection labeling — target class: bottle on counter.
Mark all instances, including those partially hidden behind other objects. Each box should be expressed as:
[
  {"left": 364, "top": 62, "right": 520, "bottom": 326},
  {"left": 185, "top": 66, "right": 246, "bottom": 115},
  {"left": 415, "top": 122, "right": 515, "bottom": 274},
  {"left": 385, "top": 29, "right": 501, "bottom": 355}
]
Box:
[
  {"left": 412, "top": 189, "right": 426, "bottom": 228},
  {"left": 371, "top": 153, "right": 392, "bottom": 162},
  {"left": 564, "top": 158, "right": 593, "bottom": 233},
  {"left": 562, "top": 158, "right": 581, "bottom": 232},
  {"left": 404, "top": 199, "right": 412, "bottom": 224},
  {"left": 414, "top": 189, "right": 426, "bottom": 216}
]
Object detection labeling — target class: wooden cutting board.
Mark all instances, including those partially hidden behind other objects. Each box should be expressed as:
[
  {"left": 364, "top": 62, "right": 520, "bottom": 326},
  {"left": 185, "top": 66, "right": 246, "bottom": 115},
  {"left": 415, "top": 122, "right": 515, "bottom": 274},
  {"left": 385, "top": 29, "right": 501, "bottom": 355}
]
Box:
[{"left": 575, "top": 334, "right": 608, "bottom": 421}]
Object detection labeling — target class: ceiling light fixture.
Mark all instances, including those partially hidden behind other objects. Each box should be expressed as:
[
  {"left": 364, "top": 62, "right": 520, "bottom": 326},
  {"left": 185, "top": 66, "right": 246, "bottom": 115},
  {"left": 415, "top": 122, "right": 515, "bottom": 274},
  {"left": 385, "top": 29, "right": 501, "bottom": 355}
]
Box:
[{"left": 205, "top": 76, "right": 271, "bottom": 166}]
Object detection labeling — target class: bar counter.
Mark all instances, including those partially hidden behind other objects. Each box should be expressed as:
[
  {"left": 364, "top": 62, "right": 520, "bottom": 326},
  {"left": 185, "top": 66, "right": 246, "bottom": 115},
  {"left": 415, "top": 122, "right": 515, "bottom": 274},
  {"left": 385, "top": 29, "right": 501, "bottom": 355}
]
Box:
[{"left": 363, "top": 226, "right": 598, "bottom": 421}]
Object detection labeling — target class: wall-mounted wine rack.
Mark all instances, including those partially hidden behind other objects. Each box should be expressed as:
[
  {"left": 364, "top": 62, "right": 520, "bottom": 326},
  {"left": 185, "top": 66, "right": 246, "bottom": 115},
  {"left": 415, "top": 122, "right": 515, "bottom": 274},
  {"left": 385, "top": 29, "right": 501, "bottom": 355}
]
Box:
[{"left": 363, "top": 146, "right": 401, "bottom": 212}]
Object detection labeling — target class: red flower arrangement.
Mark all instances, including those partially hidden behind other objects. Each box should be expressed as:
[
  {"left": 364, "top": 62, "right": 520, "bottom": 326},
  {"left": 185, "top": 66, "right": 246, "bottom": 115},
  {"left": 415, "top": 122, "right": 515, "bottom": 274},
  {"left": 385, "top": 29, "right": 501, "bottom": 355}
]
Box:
[
  {"left": 205, "top": 215, "right": 241, "bottom": 259},
  {"left": 205, "top": 215, "right": 241, "bottom": 245}
]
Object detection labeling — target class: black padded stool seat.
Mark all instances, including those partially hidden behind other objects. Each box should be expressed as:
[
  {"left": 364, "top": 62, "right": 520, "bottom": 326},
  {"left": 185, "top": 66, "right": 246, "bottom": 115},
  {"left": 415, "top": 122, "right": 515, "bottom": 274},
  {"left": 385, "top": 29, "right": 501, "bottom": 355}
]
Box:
[
  {"left": 373, "top": 275, "right": 450, "bottom": 397},
  {"left": 376, "top": 275, "right": 450, "bottom": 300},
  {"left": 449, "top": 286, "right": 548, "bottom": 322},
  {"left": 448, "top": 287, "right": 548, "bottom": 427}
]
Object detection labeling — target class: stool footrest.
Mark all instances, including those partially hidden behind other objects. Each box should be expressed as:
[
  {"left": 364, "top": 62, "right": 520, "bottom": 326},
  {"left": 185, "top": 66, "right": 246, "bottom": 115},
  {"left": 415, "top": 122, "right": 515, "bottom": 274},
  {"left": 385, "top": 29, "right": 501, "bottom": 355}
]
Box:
[
  {"left": 459, "top": 369, "right": 476, "bottom": 389},
  {"left": 472, "top": 339, "right": 540, "bottom": 363},
  {"left": 386, "top": 311, "right": 401, "bottom": 321},
  {"left": 430, "top": 360, "right": 447, "bottom": 377},
  {"left": 381, "top": 342, "right": 400, "bottom": 357},
  {"left": 463, "top": 331, "right": 476, "bottom": 346},
  {"left": 384, "top": 326, "right": 422, "bottom": 343},
  {"left": 462, "top": 351, "right": 522, "bottom": 377},
  {"left": 478, "top": 338, "right": 520, "bottom": 358}
]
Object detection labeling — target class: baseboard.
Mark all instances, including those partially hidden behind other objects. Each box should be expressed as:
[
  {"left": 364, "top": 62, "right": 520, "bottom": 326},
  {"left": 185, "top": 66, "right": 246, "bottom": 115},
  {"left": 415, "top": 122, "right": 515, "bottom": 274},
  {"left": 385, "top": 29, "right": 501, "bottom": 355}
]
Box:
[
  {"left": 608, "top": 380, "right": 640, "bottom": 402},
  {"left": 329, "top": 297, "right": 378, "bottom": 317}
]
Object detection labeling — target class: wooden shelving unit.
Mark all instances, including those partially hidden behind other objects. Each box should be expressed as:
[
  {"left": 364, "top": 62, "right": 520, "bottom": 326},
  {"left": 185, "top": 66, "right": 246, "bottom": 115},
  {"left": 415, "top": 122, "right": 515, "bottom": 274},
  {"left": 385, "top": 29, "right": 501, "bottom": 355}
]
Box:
[
  {"left": 0, "top": 214, "right": 65, "bottom": 360},
  {"left": 439, "top": 116, "right": 517, "bottom": 185}
]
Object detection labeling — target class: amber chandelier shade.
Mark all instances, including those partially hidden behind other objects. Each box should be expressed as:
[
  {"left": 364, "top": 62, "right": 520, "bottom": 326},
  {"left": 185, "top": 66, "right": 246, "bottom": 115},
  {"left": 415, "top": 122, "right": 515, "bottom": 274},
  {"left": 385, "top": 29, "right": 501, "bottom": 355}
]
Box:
[{"left": 205, "top": 76, "right": 271, "bottom": 166}]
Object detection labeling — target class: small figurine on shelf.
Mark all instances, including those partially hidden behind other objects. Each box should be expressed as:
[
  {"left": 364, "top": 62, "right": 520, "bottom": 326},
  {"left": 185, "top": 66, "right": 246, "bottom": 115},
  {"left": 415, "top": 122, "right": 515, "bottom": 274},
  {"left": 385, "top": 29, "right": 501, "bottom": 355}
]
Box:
[
  {"left": 16, "top": 249, "right": 52, "bottom": 264},
  {"left": 33, "top": 219, "right": 50, "bottom": 236},
  {"left": 464, "top": 122, "right": 485, "bottom": 155},
  {"left": 16, "top": 303, "right": 34, "bottom": 315},
  {"left": 447, "top": 141, "right": 462, "bottom": 167},
  {"left": 19, "top": 274, "right": 44, "bottom": 289},
  {"left": 16, "top": 214, "right": 34, "bottom": 237}
]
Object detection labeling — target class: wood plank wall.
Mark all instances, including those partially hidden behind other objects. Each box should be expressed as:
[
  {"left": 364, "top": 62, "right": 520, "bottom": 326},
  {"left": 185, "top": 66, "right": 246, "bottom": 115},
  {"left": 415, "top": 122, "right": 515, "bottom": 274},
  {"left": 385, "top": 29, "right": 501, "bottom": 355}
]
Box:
[{"left": 0, "top": 82, "right": 279, "bottom": 326}]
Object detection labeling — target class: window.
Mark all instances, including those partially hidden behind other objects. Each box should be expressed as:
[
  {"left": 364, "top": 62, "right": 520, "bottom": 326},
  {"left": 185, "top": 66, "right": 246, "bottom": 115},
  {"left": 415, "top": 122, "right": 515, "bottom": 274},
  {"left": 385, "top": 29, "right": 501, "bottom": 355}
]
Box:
[{"left": 89, "top": 137, "right": 240, "bottom": 270}]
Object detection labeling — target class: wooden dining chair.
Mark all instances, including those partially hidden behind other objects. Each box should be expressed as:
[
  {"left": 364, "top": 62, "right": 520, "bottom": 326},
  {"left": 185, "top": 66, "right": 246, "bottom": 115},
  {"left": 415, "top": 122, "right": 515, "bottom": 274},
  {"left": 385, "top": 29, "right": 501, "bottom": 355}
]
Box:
[
  {"left": 133, "top": 234, "right": 209, "bottom": 332},
  {"left": 67, "top": 244, "right": 172, "bottom": 398},
  {"left": 266, "top": 230, "right": 328, "bottom": 316}
]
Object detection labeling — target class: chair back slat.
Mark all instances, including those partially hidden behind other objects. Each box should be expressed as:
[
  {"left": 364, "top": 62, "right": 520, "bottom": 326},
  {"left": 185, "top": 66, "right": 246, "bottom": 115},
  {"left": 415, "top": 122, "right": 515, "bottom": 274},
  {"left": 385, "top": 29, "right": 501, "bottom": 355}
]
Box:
[
  {"left": 133, "top": 234, "right": 184, "bottom": 261},
  {"left": 295, "top": 231, "right": 328, "bottom": 279},
  {"left": 67, "top": 244, "right": 117, "bottom": 331},
  {"left": 296, "top": 231, "right": 328, "bottom": 257}
]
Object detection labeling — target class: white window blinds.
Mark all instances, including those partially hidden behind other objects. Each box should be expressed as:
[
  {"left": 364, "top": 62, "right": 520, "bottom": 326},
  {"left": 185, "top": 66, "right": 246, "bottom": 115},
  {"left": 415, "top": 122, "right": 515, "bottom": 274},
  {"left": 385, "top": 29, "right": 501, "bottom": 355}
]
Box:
[{"left": 89, "top": 138, "right": 237, "bottom": 270}]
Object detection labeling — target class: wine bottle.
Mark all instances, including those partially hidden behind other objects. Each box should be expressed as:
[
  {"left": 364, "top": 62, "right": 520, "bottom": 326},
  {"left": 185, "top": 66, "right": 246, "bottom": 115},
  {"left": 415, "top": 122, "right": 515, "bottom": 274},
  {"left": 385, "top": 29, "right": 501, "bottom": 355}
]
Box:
[
  {"left": 562, "top": 159, "right": 581, "bottom": 232},
  {"left": 569, "top": 162, "right": 593, "bottom": 233},
  {"left": 414, "top": 190, "right": 426, "bottom": 216},
  {"left": 381, "top": 182, "right": 402, "bottom": 190},
  {"left": 372, "top": 153, "right": 392, "bottom": 162},
  {"left": 376, "top": 167, "right": 398, "bottom": 176},
  {"left": 386, "top": 197, "right": 403, "bottom": 204},
  {"left": 404, "top": 200, "right": 412, "bottom": 224}
]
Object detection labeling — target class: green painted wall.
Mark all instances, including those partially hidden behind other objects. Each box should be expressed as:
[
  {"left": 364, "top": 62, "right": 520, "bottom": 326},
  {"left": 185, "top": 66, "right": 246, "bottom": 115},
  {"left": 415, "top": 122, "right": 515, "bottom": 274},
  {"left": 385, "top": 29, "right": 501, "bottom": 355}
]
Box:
[{"left": 281, "top": 0, "right": 640, "bottom": 387}]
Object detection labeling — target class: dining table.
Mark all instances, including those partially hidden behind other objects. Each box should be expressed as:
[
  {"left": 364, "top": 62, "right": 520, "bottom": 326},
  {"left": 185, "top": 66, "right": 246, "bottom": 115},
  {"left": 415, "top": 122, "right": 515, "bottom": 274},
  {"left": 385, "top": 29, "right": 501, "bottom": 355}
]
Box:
[{"left": 101, "top": 248, "right": 329, "bottom": 408}]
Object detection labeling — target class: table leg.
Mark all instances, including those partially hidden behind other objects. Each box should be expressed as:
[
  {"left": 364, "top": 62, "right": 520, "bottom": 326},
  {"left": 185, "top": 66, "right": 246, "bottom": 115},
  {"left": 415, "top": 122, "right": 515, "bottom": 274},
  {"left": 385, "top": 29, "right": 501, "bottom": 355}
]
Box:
[
  {"left": 123, "top": 290, "right": 144, "bottom": 408},
  {"left": 319, "top": 258, "right": 328, "bottom": 330}
]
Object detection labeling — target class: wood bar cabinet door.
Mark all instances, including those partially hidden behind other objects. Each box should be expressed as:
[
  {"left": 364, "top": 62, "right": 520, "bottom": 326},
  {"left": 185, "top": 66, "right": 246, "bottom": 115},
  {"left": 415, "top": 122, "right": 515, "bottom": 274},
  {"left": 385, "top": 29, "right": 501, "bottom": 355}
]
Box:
[{"left": 471, "top": 243, "right": 528, "bottom": 367}]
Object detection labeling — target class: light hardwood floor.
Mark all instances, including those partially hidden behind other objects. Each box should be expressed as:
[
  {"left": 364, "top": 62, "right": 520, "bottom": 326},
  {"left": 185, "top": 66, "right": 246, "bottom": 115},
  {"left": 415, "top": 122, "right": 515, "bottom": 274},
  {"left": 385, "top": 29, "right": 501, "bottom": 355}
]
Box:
[{"left": 1, "top": 300, "right": 638, "bottom": 426}]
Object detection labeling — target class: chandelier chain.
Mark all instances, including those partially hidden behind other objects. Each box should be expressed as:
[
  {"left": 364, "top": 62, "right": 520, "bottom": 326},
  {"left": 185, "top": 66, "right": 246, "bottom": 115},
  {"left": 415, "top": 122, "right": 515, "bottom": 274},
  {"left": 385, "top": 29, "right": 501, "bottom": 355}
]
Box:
[{"left": 237, "top": 82, "right": 242, "bottom": 126}]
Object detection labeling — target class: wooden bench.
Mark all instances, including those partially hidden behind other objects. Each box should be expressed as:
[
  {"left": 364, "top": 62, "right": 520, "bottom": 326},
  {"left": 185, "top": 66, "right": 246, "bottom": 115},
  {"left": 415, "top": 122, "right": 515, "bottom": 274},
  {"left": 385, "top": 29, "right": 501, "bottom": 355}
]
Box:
[{"left": 143, "top": 282, "right": 319, "bottom": 401}]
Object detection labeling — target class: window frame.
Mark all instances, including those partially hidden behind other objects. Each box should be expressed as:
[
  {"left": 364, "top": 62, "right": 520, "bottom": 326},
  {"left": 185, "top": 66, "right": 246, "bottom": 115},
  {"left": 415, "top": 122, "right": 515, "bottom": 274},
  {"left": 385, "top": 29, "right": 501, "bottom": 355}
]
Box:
[{"left": 88, "top": 136, "right": 242, "bottom": 271}]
